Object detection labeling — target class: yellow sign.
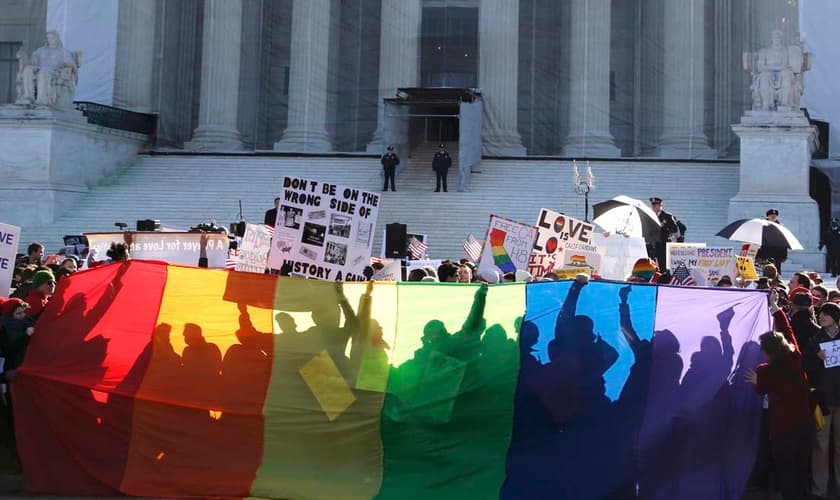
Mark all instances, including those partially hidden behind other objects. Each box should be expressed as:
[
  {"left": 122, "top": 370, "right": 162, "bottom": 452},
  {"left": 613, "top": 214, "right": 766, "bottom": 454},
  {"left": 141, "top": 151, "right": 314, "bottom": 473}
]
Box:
[
  {"left": 553, "top": 267, "right": 590, "bottom": 280},
  {"left": 735, "top": 256, "right": 758, "bottom": 281}
]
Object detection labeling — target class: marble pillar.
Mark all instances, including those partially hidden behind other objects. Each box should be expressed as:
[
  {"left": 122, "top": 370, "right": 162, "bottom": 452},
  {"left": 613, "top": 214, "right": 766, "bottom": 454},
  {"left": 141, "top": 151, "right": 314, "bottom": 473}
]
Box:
[
  {"left": 366, "top": 0, "right": 421, "bottom": 153},
  {"left": 186, "top": 0, "right": 244, "bottom": 151},
  {"left": 563, "top": 0, "right": 619, "bottom": 157},
  {"left": 656, "top": 0, "right": 715, "bottom": 158},
  {"left": 275, "top": 0, "right": 332, "bottom": 152},
  {"left": 480, "top": 0, "right": 526, "bottom": 156},
  {"left": 113, "top": 0, "right": 157, "bottom": 112}
]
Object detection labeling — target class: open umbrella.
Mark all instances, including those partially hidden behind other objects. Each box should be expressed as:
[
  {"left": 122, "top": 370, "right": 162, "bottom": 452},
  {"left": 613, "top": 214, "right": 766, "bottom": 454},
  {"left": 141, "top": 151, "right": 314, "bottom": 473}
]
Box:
[
  {"left": 716, "top": 218, "right": 804, "bottom": 250},
  {"left": 593, "top": 195, "right": 661, "bottom": 240}
]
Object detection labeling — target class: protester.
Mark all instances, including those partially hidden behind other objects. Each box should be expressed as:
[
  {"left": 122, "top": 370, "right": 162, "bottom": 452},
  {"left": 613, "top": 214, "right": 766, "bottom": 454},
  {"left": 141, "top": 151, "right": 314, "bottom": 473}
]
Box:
[
  {"left": 805, "top": 302, "right": 840, "bottom": 499},
  {"left": 812, "top": 285, "right": 829, "bottom": 307},
  {"left": 15, "top": 242, "right": 43, "bottom": 267},
  {"left": 24, "top": 270, "right": 55, "bottom": 319},
  {"left": 746, "top": 290, "right": 813, "bottom": 500},
  {"left": 432, "top": 143, "right": 452, "bottom": 192},
  {"left": 381, "top": 145, "right": 399, "bottom": 192}
]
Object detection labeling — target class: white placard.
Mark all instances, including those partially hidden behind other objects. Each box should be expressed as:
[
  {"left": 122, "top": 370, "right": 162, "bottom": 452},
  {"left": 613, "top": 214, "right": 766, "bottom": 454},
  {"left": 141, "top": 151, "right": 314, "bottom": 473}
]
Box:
[
  {"left": 0, "top": 223, "right": 21, "bottom": 297},
  {"left": 666, "top": 245, "right": 737, "bottom": 286},
  {"left": 665, "top": 242, "right": 707, "bottom": 270},
  {"left": 371, "top": 259, "right": 401, "bottom": 281},
  {"left": 267, "top": 177, "right": 381, "bottom": 281},
  {"left": 822, "top": 339, "right": 840, "bottom": 368},
  {"left": 478, "top": 214, "right": 538, "bottom": 277},
  {"left": 528, "top": 209, "right": 601, "bottom": 278},
  {"left": 235, "top": 224, "right": 273, "bottom": 273}
]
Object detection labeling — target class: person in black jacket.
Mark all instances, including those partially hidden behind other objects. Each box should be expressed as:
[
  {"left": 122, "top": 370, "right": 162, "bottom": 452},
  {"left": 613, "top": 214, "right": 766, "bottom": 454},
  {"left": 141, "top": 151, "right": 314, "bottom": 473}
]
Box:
[
  {"left": 264, "top": 197, "right": 280, "bottom": 227},
  {"left": 757, "top": 209, "right": 788, "bottom": 273},
  {"left": 432, "top": 143, "right": 452, "bottom": 192},
  {"left": 648, "top": 197, "right": 687, "bottom": 270},
  {"left": 381, "top": 145, "right": 399, "bottom": 192}
]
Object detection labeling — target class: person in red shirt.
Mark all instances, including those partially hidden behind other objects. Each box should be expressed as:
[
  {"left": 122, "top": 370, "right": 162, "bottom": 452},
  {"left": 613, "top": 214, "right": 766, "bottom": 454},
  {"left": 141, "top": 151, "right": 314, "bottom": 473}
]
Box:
[
  {"left": 24, "top": 269, "right": 55, "bottom": 319},
  {"left": 746, "top": 290, "right": 813, "bottom": 500}
]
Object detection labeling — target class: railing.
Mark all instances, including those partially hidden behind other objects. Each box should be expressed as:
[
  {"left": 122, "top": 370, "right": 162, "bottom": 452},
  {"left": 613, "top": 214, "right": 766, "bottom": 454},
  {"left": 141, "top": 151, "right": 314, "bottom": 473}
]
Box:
[{"left": 73, "top": 101, "right": 157, "bottom": 137}]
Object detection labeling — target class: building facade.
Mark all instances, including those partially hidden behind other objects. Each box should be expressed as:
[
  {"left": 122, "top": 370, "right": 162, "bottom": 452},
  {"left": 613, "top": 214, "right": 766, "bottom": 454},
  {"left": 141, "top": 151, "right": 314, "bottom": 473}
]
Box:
[{"left": 0, "top": 0, "right": 804, "bottom": 157}]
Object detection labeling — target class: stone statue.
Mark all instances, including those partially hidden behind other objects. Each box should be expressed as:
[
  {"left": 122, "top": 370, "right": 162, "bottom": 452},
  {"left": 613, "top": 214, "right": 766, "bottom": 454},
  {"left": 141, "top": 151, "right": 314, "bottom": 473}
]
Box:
[
  {"left": 744, "top": 30, "right": 812, "bottom": 112},
  {"left": 16, "top": 31, "right": 81, "bottom": 109}
]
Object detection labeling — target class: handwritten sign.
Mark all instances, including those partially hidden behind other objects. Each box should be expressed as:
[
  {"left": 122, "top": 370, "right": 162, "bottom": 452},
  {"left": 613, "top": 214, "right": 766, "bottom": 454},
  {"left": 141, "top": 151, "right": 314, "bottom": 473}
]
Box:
[
  {"left": 0, "top": 223, "right": 20, "bottom": 297},
  {"left": 235, "top": 224, "right": 273, "bottom": 273},
  {"left": 478, "top": 214, "right": 538, "bottom": 278},
  {"left": 267, "top": 177, "right": 380, "bottom": 281},
  {"left": 528, "top": 209, "right": 600, "bottom": 278},
  {"left": 822, "top": 340, "right": 840, "bottom": 368}
]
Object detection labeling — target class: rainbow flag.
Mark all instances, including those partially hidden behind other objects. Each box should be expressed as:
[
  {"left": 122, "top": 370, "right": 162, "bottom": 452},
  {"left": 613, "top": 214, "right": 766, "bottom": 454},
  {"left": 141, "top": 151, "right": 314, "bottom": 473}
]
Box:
[{"left": 15, "top": 261, "right": 769, "bottom": 499}]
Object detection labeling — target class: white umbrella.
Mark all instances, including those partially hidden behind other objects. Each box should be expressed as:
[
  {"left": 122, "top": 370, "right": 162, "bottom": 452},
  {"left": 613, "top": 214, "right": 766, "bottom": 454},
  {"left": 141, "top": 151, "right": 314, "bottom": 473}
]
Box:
[
  {"left": 716, "top": 218, "right": 804, "bottom": 250},
  {"left": 592, "top": 195, "right": 661, "bottom": 240}
]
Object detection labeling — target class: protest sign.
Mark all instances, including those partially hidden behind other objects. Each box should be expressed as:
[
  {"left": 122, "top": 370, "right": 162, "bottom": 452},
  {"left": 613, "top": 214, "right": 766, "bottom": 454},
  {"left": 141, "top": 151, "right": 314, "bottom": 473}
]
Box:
[
  {"left": 85, "top": 232, "right": 229, "bottom": 268},
  {"left": 405, "top": 259, "right": 442, "bottom": 279},
  {"left": 371, "top": 259, "right": 401, "bottom": 281},
  {"left": 268, "top": 177, "right": 380, "bottom": 281},
  {"left": 529, "top": 209, "right": 601, "bottom": 278},
  {"left": 0, "top": 223, "right": 20, "bottom": 297},
  {"left": 553, "top": 266, "right": 590, "bottom": 280},
  {"left": 666, "top": 245, "right": 736, "bottom": 286},
  {"left": 478, "top": 215, "right": 538, "bottom": 278},
  {"left": 735, "top": 256, "right": 758, "bottom": 280},
  {"left": 821, "top": 339, "right": 840, "bottom": 368},
  {"left": 666, "top": 242, "right": 706, "bottom": 270},
  {"left": 235, "top": 224, "right": 273, "bottom": 273}
]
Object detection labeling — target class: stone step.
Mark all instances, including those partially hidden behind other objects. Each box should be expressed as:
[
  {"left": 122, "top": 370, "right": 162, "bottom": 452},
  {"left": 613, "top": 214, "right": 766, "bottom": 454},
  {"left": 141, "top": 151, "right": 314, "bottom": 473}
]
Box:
[{"left": 21, "top": 155, "right": 742, "bottom": 263}]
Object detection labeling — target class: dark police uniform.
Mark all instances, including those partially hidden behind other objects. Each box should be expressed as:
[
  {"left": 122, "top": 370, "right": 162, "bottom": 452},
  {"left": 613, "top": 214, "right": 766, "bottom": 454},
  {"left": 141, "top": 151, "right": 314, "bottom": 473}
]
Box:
[
  {"left": 649, "top": 197, "right": 687, "bottom": 271},
  {"left": 381, "top": 149, "right": 399, "bottom": 191},
  {"left": 432, "top": 145, "right": 452, "bottom": 192}
]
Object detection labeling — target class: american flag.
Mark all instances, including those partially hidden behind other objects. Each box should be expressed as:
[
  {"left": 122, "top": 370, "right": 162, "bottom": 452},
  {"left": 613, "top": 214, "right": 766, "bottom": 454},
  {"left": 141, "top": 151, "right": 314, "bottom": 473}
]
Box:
[
  {"left": 407, "top": 236, "right": 429, "bottom": 260},
  {"left": 463, "top": 234, "right": 483, "bottom": 262},
  {"left": 224, "top": 250, "right": 239, "bottom": 270},
  {"left": 670, "top": 263, "right": 696, "bottom": 286}
]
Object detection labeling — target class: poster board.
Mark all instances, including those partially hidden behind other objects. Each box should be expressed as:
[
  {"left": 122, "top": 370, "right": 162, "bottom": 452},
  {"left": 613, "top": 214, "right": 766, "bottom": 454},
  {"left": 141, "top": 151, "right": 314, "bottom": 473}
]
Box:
[
  {"left": 666, "top": 245, "right": 737, "bottom": 286},
  {"left": 665, "top": 242, "right": 706, "bottom": 270},
  {"left": 371, "top": 259, "right": 401, "bottom": 281},
  {"left": 478, "top": 215, "right": 538, "bottom": 278},
  {"left": 85, "top": 232, "right": 229, "bottom": 268},
  {"left": 234, "top": 224, "right": 273, "bottom": 273},
  {"left": 268, "top": 177, "right": 380, "bottom": 281},
  {"left": 592, "top": 233, "right": 648, "bottom": 281},
  {"left": 822, "top": 339, "right": 840, "bottom": 368},
  {"left": 0, "top": 223, "right": 20, "bottom": 297},
  {"left": 529, "top": 209, "right": 601, "bottom": 278}
]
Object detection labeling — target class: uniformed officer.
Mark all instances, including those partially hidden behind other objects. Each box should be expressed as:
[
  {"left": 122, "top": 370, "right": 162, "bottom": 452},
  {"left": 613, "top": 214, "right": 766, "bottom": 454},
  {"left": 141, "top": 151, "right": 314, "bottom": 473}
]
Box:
[
  {"left": 432, "top": 143, "right": 452, "bottom": 192},
  {"left": 381, "top": 145, "right": 399, "bottom": 192},
  {"left": 649, "top": 196, "right": 687, "bottom": 270},
  {"left": 756, "top": 208, "right": 788, "bottom": 273}
]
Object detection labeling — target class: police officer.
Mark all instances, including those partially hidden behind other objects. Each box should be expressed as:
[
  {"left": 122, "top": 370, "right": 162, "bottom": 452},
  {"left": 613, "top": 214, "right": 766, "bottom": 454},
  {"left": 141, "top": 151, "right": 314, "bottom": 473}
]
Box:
[
  {"left": 756, "top": 208, "right": 788, "bottom": 273},
  {"left": 381, "top": 145, "right": 399, "bottom": 192},
  {"left": 649, "top": 196, "right": 687, "bottom": 271},
  {"left": 821, "top": 218, "right": 840, "bottom": 277},
  {"left": 432, "top": 143, "right": 452, "bottom": 192}
]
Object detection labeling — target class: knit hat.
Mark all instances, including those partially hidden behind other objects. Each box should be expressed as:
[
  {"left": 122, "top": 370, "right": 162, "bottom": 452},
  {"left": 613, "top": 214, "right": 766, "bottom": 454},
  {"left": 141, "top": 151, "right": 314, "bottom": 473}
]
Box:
[
  {"left": 0, "top": 298, "right": 27, "bottom": 317},
  {"left": 820, "top": 302, "right": 840, "bottom": 324},
  {"left": 631, "top": 258, "right": 658, "bottom": 282},
  {"left": 31, "top": 269, "right": 55, "bottom": 289}
]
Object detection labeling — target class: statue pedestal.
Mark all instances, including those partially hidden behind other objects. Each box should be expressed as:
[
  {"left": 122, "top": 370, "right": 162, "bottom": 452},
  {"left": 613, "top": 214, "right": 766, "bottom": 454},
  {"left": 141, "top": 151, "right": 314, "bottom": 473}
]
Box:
[
  {"left": 731, "top": 112, "right": 822, "bottom": 272},
  {"left": 0, "top": 105, "right": 147, "bottom": 229}
]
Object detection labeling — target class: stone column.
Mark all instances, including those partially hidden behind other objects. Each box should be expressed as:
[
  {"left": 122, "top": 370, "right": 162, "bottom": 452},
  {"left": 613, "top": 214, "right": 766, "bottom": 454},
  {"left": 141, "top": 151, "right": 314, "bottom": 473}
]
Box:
[
  {"left": 479, "top": 0, "right": 526, "bottom": 156},
  {"left": 563, "top": 0, "right": 619, "bottom": 157},
  {"left": 275, "top": 0, "right": 332, "bottom": 152},
  {"left": 113, "top": 0, "right": 157, "bottom": 112},
  {"left": 656, "top": 0, "right": 715, "bottom": 158},
  {"left": 366, "top": 0, "right": 422, "bottom": 153},
  {"left": 186, "top": 0, "right": 244, "bottom": 151}
]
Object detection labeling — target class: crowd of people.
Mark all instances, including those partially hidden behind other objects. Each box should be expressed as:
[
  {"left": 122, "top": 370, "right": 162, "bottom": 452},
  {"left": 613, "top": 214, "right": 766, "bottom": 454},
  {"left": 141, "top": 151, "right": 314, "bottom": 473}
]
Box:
[{"left": 3, "top": 202, "right": 840, "bottom": 500}]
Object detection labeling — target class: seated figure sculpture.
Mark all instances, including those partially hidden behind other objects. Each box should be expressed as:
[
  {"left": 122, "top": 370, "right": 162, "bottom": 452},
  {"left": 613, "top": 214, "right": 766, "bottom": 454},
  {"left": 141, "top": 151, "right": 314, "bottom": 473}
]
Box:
[
  {"left": 16, "top": 31, "right": 81, "bottom": 109},
  {"left": 744, "top": 30, "right": 811, "bottom": 112}
]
